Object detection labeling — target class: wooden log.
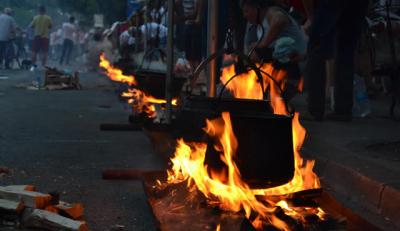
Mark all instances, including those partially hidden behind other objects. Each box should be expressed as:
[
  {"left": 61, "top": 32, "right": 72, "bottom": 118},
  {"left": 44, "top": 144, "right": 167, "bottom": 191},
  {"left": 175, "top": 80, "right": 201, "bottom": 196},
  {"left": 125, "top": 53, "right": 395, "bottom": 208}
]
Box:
[
  {"left": 0, "top": 186, "right": 52, "bottom": 209},
  {"left": 0, "top": 199, "right": 24, "bottom": 214},
  {"left": 4, "top": 185, "right": 36, "bottom": 192},
  {"left": 45, "top": 205, "right": 59, "bottom": 214},
  {"left": 56, "top": 201, "right": 84, "bottom": 220},
  {"left": 100, "top": 123, "right": 142, "bottom": 131},
  {"left": 23, "top": 209, "right": 89, "bottom": 231},
  {"left": 102, "top": 169, "right": 154, "bottom": 180}
]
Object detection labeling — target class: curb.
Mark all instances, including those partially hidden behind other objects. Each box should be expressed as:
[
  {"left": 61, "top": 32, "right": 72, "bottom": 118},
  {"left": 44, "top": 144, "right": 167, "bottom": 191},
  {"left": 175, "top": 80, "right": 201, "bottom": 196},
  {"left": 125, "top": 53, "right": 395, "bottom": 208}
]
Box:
[{"left": 313, "top": 157, "right": 400, "bottom": 228}]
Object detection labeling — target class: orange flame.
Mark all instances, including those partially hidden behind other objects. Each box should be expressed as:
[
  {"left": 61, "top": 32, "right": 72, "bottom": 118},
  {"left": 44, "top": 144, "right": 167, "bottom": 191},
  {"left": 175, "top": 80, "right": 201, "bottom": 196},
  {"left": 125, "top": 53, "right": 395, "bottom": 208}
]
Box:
[
  {"left": 99, "top": 53, "right": 137, "bottom": 86},
  {"left": 220, "top": 64, "right": 286, "bottom": 100},
  {"left": 220, "top": 63, "right": 288, "bottom": 115},
  {"left": 121, "top": 89, "right": 178, "bottom": 118}
]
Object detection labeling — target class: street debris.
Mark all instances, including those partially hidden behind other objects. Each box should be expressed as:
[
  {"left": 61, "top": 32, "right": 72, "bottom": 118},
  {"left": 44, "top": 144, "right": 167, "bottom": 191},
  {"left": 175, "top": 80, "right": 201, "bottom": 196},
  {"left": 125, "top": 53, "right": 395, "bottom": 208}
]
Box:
[
  {"left": 0, "top": 185, "right": 88, "bottom": 231},
  {"left": 14, "top": 67, "right": 82, "bottom": 91},
  {"left": 44, "top": 67, "right": 82, "bottom": 90}
]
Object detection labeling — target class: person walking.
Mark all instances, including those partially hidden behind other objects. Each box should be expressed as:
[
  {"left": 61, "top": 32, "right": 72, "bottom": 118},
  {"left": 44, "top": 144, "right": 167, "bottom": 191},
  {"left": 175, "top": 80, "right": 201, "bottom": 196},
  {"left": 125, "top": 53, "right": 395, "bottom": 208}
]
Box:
[
  {"left": 59, "top": 16, "right": 77, "bottom": 65},
  {"left": 304, "top": 0, "right": 369, "bottom": 121},
  {"left": 30, "top": 5, "right": 52, "bottom": 70},
  {"left": 0, "top": 8, "right": 16, "bottom": 69}
]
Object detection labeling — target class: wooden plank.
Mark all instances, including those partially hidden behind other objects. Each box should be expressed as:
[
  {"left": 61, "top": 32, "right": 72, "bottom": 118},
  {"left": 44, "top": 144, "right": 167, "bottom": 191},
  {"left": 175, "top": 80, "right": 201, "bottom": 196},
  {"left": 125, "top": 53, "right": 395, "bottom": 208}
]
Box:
[
  {"left": 0, "top": 199, "right": 24, "bottom": 214},
  {"left": 4, "top": 185, "right": 36, "bottom": 192},
  {"left": 0, "top": 186, "right": 52, "bottom": 209},
  {"left": 23, "top": 209, "right": 89, "bottom": 231},
  {"left": 102, "top": 169, "right": 157, "bottom": 180},
  {"left": 55, "top": 201, "right": 84, "bottom": 220},
  {"left": 100, "top": 124, "right": 142, "bottom": 132}
]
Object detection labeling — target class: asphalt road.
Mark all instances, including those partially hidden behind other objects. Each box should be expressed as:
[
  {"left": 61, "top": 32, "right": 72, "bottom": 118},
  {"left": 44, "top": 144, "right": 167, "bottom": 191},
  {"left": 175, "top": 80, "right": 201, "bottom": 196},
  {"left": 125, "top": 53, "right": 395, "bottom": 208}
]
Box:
[{"left": 0, "top": 69, "right": 165, "bottom": 231}]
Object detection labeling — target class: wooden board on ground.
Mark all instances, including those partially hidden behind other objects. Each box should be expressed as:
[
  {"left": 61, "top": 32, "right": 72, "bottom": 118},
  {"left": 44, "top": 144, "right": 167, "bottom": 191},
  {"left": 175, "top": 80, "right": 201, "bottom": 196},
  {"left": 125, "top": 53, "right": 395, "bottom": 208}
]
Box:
[
  {"left": 55, "top": 202, "right": 84, "bottom": 220},
  {"left": 23, "top": 209, "right": 88, "bottom": 231},
  {"left": 0, "top": 199, "right": 24, "bottom": 214},
  {"left": 44, "top": 67, "right": 81, "bottom": 90},
  {"left": 4, "top": 185, "right": 36, "bottom": 192},
  {"left": 0, "top": 186, "right": 51, "bottom": 209}
]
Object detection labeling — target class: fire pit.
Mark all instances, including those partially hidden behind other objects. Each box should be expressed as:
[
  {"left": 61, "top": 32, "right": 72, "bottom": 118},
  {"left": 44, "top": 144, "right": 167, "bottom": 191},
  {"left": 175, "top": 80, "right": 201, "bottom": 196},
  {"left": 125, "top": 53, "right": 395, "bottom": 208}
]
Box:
[
  {"left": 99, "top": 54, "right": 184, "bottom": 122},
  {"left": 142, "top": 171, "right": 381, "bottom": 231},
  {"left": 142, "top": 112, "right": 381, "bottom": 231}
]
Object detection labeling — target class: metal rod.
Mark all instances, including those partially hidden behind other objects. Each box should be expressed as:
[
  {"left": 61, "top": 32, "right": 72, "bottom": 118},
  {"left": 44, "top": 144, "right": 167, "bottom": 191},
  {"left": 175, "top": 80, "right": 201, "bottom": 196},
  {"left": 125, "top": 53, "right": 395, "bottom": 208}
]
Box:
[
  {"left": 165, "top": 0, "right": 175, "bottom": 124},
  {"left": 385, "top": 0, "right": 399, "bottom": 116},
  {"left": 207, "top": 0, "right": 218, "bottom": 97},
  {"left": 135, "top": 13, "right": 140, "bottom": 53}
]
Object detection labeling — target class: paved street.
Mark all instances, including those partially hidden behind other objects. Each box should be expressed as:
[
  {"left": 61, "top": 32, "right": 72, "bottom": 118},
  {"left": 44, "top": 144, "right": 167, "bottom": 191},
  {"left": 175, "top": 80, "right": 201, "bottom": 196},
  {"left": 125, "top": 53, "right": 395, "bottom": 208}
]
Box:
[{"left": 0, "top": 69, "right": 164, "bottom": 231}]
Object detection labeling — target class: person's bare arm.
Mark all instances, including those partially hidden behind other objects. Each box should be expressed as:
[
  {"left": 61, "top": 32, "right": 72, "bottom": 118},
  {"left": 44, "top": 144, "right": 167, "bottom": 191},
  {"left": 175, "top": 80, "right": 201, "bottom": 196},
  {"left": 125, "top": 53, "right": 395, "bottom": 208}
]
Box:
[
  {"left": 256, "top": 9, "right": 289, "bottom": 49},
  {"left": 302, "top": 0, "right": 314, "bottom": 33},
  {"left": 30, "top": 18, "right": 35, "bottom": 28},
  {"left": 302, "top": 0, "right": 314, "bottom": 20}
]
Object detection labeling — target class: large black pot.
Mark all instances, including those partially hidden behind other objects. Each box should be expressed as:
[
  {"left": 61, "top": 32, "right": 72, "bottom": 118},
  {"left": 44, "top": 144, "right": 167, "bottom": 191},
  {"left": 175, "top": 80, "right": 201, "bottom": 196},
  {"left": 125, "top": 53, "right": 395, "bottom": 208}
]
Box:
[{"left": 173, "top": 96, "right": 295, "bottom": 189}]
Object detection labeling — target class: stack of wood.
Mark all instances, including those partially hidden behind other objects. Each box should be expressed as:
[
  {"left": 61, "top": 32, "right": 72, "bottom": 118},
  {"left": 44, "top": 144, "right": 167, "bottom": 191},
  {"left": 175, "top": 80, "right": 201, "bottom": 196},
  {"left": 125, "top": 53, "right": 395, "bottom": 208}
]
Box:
[
  {"left": 0, "top": 185, "right": 88, "bottom": 231},
  {"left": 44, "top": 67, "right": 82, "bottom": 90}
]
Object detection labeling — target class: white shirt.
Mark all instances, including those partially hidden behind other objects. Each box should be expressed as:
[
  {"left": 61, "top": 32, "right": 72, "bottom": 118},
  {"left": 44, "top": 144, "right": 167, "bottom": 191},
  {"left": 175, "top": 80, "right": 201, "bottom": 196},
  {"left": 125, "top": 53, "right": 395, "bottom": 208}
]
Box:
[
  {"left": 150, "top": 7, "right": 166, "bottom": 23},
  {"left": 62, "top": 22, "right": 76, "bottom": 41},
  {"left": 140, "top": 22, "right": 168, "bottom": 40},
  {"left": 120, "top": 30, "right": 135, "bottom": 46}
]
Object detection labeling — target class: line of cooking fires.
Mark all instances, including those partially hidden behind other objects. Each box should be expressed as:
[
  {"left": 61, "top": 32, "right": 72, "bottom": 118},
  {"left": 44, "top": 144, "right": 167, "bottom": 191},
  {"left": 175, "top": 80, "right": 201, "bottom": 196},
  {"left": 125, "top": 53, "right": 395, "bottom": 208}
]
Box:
[
  {"left": 99, "top": 54, "right": 177, "bottom": 119},
  {"left": 99, "top": 54, "right": 325, "bottom": 230}
]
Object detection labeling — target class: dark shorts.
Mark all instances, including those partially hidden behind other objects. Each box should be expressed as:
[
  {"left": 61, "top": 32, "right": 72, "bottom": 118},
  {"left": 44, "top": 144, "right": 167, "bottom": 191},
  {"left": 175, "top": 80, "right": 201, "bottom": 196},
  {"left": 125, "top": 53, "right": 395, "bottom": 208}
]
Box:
[
  {"left": 184, "top": 24, "right": 202, "bottom": 62},
  {"left": 32, "top": 36, "right": 49, "bottom": 53}
]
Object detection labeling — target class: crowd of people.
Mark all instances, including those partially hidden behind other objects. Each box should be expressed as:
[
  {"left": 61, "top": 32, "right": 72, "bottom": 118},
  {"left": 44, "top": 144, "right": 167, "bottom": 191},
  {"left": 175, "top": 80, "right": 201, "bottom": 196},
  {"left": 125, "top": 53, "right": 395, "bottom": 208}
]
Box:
[
  {"left": 0, "top": 5, "right": 102, "bottom": 71},
  {"left": 0, "top": 0, "right": 398, "bottom": 121}
]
